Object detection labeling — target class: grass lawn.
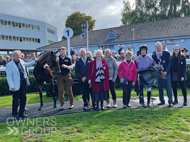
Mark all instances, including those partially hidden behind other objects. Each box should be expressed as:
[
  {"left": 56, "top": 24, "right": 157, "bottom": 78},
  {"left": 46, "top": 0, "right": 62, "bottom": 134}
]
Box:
[
  {"left": 0, "top": 88, "right": 190, "bottom": 107},
  {"left": 0, "top": 108, "right": 190, "bottom": 141}
]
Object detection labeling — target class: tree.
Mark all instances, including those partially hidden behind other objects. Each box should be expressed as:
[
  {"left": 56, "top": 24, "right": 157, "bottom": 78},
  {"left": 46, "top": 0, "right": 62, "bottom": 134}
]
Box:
[
  {"left": 121, "top": 0, "right": 190, "bottom": 26},
  {"left": 62, "top": 12, "right": 96, "bottom": 40}
]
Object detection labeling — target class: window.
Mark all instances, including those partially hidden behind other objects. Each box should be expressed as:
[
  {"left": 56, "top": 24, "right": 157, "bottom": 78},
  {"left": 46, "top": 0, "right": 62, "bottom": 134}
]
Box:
[
  {"left": 0, "top": 20, "right": 3, "bottom": 26},
  {"left": 37, "top": 26, "right": 40, "bottom": 31},
  {"left": 9, "top": 36, "right": 12, "bottom": 41},
  {"left": 16, "top": 23, "right": 19, "bottom": 28},
  {"left": 20, "top": 37, "right": 22, "bottom": 42},
  {"left": 28, "top": 24, "right": 30, "bottom": 29},
  {"left": 166, "top": 40, "right": 175, "bottom": 43},
  {"left": 47, "top": 28, "right": 55, "bottom": 35},
  {"left": 2, "top": 35, "right": 5, "bottom": 41},
  {"left": 38, "top": 39, "right": 40, "bottom": 43},
  {"left": 17, "top": 37, "right": 20, "bottom": 42},
  {"left": 5, "top": 36, "right": 8, "bottom": 41},
  {"left": 19, "top": 23, "right": 21, "bottom": 28},
  {"left": 181, "top": 39, "right": 185, "bottom": 42},
  {"left": 32, "top": 25, "right": 34, "bottom": 30},
  {"left": 29, "top": 38, "right": 31, "bottom": 42},
  {"left": 8, "top": 21, "right": 11, "bottom": 26},
  {"left": 12, "top": 22, "right": 16, "bottom": 27},
  {"left": 32, "top": 38, "right": 35, "bottom": 43},
  {"left": 35, "top": 38, "right": 38, "bottom": 43},
  {"left": 0, "top": 35, "right": 1, "bottom": 40},
  {"left": 23, "top": 37, "right": 26, "bottom": 42},
  {"left": 26, "top": 38, "right": 28, "bottom": 42},
  {"left": 13, "top": 36, "right": 16, "bottom": 41}
]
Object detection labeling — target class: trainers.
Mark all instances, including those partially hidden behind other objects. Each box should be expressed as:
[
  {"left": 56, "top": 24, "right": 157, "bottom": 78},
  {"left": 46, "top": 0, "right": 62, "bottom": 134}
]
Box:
[
  {"left": 123, "top": 105, "right": 127, "bottom": 108},
  {"left": 69, "top": 105, "right": 74, "bottom": 109}
]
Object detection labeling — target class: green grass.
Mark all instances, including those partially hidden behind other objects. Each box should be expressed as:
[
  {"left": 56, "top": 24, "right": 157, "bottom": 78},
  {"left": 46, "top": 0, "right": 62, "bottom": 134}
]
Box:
[
  {"left": 0, "top": 88, "right": 189, "bottom": 107},
  {"left": 1, "top": 108, "right": 190, "bottom": 141}
]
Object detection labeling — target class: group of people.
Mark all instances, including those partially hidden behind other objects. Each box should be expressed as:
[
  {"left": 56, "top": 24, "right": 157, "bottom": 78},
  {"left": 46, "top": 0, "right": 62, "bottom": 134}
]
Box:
[
  {"left": 76, "top": 41, "right": 188, "bottom": 111},
  {"left": 0, "top": 52, "right": 37, "bottom": 67},
  {"left": 5, "top": 42, "right": 189, "bottom": 119}
]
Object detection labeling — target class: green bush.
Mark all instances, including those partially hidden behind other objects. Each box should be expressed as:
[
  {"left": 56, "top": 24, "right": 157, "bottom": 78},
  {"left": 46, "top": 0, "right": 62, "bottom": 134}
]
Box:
[{"left": 1, "top": 70, "right": 189, "bottom": 96}]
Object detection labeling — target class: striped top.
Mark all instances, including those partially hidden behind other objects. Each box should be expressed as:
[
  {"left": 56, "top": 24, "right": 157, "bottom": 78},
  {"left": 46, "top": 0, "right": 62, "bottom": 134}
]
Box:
[{"left": 95, "top": 59, "right": 105, "bottom": 82}]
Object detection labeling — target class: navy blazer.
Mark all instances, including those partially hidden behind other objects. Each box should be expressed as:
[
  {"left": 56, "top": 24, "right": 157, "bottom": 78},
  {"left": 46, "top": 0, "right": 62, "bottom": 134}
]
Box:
[
  {"left": 152, "top": 51, "right": 171, "bottom": 74},
  {"left": 171, "top": 55, "right": 187, "bottom": 81},
  {"left": 75, "top": 57, "right": 92, "bottom": 83}
]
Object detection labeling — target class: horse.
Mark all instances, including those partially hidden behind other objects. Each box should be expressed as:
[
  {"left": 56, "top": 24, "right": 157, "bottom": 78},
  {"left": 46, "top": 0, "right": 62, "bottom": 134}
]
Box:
[{"left": 33, "top": 51, "right": 61, "bottom": 111}]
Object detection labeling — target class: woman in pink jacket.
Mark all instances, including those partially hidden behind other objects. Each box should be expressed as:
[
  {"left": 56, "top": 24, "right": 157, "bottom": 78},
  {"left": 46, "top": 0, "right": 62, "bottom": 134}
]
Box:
[{"left": 118, "top": 51, "right": 137, "bottom": 108}]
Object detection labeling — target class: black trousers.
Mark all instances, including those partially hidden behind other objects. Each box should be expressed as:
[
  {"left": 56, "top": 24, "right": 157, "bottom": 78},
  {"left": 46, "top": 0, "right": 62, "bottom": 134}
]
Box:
[
  {"left": 12, "top": 80, "right": 26, "bottom": 116},
  {"left": 122, "top": 81, "right": 133, "bottom": 105},
  {"left": 108, "top": 80, "right": 117, "bottom": 100},
  {"left": 172, "top": 81, "right": 187, "bottom": 101},
  {"left": 80, "top": 82, "right": 93, "bottom": 107}
]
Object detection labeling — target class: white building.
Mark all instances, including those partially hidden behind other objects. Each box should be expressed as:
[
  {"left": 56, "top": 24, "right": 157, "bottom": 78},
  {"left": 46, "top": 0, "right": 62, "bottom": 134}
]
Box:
[{"left": 0, "top": 13, "right": 58, "bottom": 59}]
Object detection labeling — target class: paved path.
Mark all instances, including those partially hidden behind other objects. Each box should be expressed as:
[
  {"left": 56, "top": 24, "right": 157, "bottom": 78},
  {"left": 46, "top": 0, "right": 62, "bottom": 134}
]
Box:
[{"left": 0, "top": 96, "right": 189, "bottom": 123}]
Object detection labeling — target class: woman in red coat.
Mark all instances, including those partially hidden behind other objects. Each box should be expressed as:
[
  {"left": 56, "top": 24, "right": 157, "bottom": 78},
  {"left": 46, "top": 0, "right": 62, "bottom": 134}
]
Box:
[{"left": 88, "top": 50, "right": 109, "bottom": 111}]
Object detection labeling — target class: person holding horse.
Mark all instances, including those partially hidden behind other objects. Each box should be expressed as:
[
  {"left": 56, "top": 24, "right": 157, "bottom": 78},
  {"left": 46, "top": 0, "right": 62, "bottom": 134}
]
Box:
[
  {"left": 6, "top": 50, "right": 40, "bottom": 120},
  {"left": 57, "top": 47, "right": 74, "bottom": 110}
]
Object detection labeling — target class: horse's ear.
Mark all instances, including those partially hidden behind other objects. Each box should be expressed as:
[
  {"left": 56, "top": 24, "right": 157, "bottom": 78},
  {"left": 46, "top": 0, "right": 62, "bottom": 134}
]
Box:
[{"left": 55, "top": 49, "right": 59, "bottom": 54}]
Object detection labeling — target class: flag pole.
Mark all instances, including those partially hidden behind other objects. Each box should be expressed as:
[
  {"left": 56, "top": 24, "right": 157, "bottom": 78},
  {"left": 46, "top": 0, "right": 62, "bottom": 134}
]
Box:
[{"left": 87, "top": 21, "right": 89, "bottom": 51}]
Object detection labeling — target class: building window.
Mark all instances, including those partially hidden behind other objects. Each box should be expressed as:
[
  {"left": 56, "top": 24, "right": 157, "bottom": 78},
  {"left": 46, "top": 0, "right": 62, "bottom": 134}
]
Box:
[
  {"left": 20, "top": 37, "right": 22, "bottom": 42},
  {"left": 23, "top": 37, "right": 26, "bottom": 42},
  {"left": 8, "top": 21, "right": 11, "bottom": 26},
  {"left": 0, "top": 20, "right": 3, "bottom": 26},
  {"left": 13, "top": 36, "right": 16, "bottom": 41},
  {"left": 12, "top": 22, "right": 16, "bottom": 27},
  {"left": 0, "top": 35, "right": 1, "bottom": 40},
  {"left": 35, "top": 38, "right": 38, "bottom": 43},
  {"left": 5, "top": 36, "right": 8, "bottom": 41},
  {"left": 19, "top": 23, "right": 21, "bottom": 28},
  {"left": 29, "top": 38, "right": 31, "bottom": 42},
  {"left": 9, "top": 36, "right": 12, "bottom": 41},
  {"left": 47, "top": 28, "right": 55, "bottom": 35},
  {"left": 26, "top": 38, "right": 28, "bottom": 42},
  {"left": 166, "top": 40, "right": 175, "bottom": 43},
  {"left": 181, "top": 39, "right": 185, "bottom": 42},
  {"left": 2, "top": 35, "right": 5, "bottom": 41},
  {"left": 38, "top": 39, "right": 40, "bottom": 43},
  {"left": 37, "top": 26, "right": 40, "bottom": 31}
]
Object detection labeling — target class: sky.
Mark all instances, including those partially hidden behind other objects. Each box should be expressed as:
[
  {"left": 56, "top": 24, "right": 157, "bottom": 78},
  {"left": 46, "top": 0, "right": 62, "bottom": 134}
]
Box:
[{"left": 0, "top": 0, "right": 135, "bottom": 41}]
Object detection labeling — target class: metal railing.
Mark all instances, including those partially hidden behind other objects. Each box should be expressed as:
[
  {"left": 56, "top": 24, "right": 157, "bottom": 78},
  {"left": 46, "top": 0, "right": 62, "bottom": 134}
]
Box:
[{"left": 0, "top": 59, "right": 190, "bottom": 78}]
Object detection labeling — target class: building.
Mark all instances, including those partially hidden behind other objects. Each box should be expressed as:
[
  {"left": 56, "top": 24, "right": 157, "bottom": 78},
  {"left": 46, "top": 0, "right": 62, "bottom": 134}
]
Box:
[
  {"left": 0, "top": 13, "right": 58, "bottom": 59},
  {"left": 37, "top": 16, "right": 190, "bottom": 56}
]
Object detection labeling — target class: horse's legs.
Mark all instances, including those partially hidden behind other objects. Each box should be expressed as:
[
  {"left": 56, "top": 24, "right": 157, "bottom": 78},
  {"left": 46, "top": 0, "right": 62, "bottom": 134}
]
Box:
[
  {"left": 50, "top": 79, "right": 57, "bottom": 108},
  {"left": 38, "top": 83, "right": 43, "bottom": 111}
]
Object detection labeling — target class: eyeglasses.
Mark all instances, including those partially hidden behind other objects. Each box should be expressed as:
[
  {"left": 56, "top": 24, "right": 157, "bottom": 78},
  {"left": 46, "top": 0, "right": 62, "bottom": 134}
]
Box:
[{"left": 174, "top": 49, "right": 179, "bottom": 51}]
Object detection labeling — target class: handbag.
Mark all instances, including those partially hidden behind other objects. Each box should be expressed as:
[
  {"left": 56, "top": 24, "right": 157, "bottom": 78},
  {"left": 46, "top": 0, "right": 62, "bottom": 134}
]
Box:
[{"left": 123, "top": 63, "right": 131, "bottom": 85}]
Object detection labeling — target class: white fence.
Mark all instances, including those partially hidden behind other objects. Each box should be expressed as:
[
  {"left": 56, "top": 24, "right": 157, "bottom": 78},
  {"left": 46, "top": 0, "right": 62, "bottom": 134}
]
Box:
[{"left": 0, "top": 59, "right": 190, "bottom": 78}]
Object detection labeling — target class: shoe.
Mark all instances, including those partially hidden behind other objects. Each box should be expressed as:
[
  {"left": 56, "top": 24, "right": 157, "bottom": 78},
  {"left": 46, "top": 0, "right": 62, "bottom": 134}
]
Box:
[
  {"left": 173, "top": 100, "right": 178, "bottom": 105},
  {"left": 101, "top": 101, "right": 104, "bottom": 110},
  {"left": 127, "top": 104, "right": 131, "bottom": 107},
  {"left": 113, "top": 99, "right": 117, "bottom": 108},
  {"left": 158, "top": 102, "right": 165, "bottom": 105},
  {"left": 141, "top": 103, "right": 146, "bottom": 108},
  {"left": 183, "top": 102, "right": 187, "bottom": 106},
  {"left": 12, "top": 115, "right": 17, "bottom": 120},
  {"left": 24, "top": 108, "right": 29, "bottom": 111},
  {"left": 60, "top": 105, "right": 64, "bottom": 110},
  {"left": 69, "top": 105, "right": 74, "bottom": 109},
  {"left": 83, "top": 107, "right": 88, "bottom": 110},
  {"left": 19, "top": 114, "right": 27, "bottom": 119},
  {"left": 96, "top": 102, "right": 100, "bottom": 111},
  {"left": 123, "top": 105, "right": 127, "bottom": 108},
  {"left": 147, "top": 103, "right": 151, "bottom": 107},
  {"left": 168, "top": 103, "right": 173, "bottom": 107},
  {"left": 107, "top": 99, "right": 110, "bottom": 108}
]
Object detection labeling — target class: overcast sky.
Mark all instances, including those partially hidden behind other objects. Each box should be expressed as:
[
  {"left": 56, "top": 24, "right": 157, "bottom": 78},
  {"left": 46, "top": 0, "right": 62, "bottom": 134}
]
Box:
[{"left": 0, "top": 0, "right": 135, "bottom": 41}]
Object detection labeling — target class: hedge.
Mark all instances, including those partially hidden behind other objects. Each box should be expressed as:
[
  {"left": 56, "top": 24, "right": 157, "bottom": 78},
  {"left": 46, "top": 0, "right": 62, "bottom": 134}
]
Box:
[{"left": 0, "top": 70, "right": 190, "bottom": 96}]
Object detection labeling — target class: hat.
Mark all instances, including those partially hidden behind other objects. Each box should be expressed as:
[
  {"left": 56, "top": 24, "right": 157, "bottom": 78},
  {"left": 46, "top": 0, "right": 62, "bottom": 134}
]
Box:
[
  {"left": 120, "top": 45, "right": 125, "bottom": 48},
  {"left": 139, "top": 45, "right": 148, "bottom": 52},
  {"left": 182, "top": 48, "right": 188, "bottom": 52},
  {"left": 112, "top": 51, "right": 116, "bottom": 53}
]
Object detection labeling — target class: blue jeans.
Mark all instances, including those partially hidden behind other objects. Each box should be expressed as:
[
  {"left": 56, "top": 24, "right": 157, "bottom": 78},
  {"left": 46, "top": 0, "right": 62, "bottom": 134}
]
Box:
[{"left": 158, "top": 73, "right": 173, "bottom": 104}]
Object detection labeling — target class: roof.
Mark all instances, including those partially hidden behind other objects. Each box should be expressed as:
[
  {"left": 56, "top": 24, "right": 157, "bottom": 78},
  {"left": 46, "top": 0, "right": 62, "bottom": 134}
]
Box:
[{"left": 38, "top": 16, "right": 190, "bottom": 50}]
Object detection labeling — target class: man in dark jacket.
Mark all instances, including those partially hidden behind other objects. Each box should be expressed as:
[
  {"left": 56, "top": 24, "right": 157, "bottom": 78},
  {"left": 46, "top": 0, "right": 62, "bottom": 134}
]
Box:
[
  {"left": 152, "top": 42, "right": 173, "bottom": 107},
  {"left": 75, "top": 48, "right": 93, "bottom": 110}
]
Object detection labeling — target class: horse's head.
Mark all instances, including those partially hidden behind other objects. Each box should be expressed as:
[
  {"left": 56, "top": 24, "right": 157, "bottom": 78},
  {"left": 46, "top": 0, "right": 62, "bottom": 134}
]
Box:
[{"left": 39, "top": 51, "right": 61, "bottom": 75}]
